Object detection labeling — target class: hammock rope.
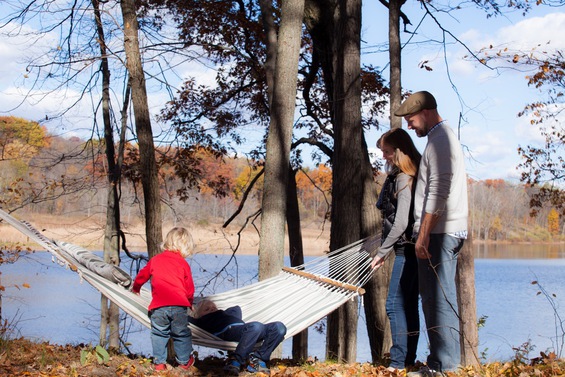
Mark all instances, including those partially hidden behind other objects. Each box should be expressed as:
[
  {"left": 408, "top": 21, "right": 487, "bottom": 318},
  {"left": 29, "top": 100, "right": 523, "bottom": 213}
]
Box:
[{"left": 0, "top": 208, "right": 380, "bottom": 351}]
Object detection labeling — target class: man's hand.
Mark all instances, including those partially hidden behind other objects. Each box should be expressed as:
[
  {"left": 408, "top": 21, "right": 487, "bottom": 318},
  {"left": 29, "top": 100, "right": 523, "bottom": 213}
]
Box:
[
  {"left": 371, "top": 255, "right": 384, "bottom": 269},
  {"left": 416, "top": 211, "right": 440, "bottom": 259},
  {"left": 415, "top": 235, "right": 431, "bottom": 259}
]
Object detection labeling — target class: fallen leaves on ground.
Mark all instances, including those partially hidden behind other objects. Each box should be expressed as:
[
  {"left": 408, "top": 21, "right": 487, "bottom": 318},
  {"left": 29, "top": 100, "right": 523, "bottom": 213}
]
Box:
[{"left": 1, "top": 338, "right": 565, "bottom": 377}]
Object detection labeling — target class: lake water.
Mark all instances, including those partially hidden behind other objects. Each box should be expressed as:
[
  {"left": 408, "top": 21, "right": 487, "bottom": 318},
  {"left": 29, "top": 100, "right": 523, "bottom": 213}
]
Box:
[{"left": 2, "top": 243, "right": 565, "bottom": 363}]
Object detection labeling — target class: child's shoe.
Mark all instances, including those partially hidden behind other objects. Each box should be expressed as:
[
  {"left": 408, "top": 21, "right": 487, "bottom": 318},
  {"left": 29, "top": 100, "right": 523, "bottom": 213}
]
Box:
[
  {"left": 224, "top": 359, "right": 241, "bottom": 375},
  {"left": 154, "top": 363, "right": 167, "bottom": 371},
  {"left": 179, "top": 354, "right": 195, "bottom": 370},
  {"left": 246, "top": 354, "right": 269, "bottom": 373}
]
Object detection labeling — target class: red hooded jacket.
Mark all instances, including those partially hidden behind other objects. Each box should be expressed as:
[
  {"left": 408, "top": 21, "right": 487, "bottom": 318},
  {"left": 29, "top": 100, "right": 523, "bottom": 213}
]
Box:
[{"left": 132, "top": 250, "right": 194, "bottom": 311}]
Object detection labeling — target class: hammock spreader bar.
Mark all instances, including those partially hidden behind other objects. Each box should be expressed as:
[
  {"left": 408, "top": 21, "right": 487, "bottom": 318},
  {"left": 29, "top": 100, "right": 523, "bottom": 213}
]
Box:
[{"left": 281, "top": 267, "right": 366, "bottom": 295}]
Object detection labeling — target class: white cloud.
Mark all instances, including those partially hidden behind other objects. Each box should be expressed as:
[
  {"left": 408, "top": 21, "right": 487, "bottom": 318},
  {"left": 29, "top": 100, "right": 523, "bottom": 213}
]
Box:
[
  {"left": 459, "top": 11, "right": 565, "bottom": 57},
  {"left": 430, "top": 11, "right": 565, "bottom": 180},
  {"left": 178, "top": 60, "right": 219, "bottom": 89},
  {"left": 496, "top": 13, "right": 565, "bottom": 51},
  {"left": 0, "top": 25, "right": 55, "bottom": 89},
  {"left": 514, "top": 116, "right": 545, "bottom": 146},
  {"left": 449, "top": 57, "right": 476, "bottom": 77},
  {"left": 0, "top": 16, "right": 213, "bottom": 140}
]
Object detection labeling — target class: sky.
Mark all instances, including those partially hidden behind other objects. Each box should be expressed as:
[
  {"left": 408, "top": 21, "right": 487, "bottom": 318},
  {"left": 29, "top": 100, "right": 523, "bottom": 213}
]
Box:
[
  {"left": 361, "top": 3, "right": 565, "bottom": 182},
  {"left": 0, "top": 2, "right": 564, "bottom": 182}
]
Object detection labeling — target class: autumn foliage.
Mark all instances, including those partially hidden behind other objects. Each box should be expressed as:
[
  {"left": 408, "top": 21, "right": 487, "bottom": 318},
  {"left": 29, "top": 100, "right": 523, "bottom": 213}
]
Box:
[
  {"left": 0, "top": 116, "right": 335, "bottom": 228},
  {"left": 1, "top": 115, "right": 564, "bottom": 241}
]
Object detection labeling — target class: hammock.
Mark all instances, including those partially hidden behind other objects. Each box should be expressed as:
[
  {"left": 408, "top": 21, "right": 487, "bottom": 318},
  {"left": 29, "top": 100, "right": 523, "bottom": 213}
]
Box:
[{"left": 0, "top": 208, "right": 379, "bottom": 351}]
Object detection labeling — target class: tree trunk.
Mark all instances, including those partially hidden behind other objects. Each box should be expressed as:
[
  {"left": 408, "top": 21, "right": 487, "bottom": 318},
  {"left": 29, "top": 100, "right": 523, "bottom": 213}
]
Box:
[
  {"left": 258, "top": 0, "right": 278, "bottom": 107},
  {"left": 304, "top": 0, "right": 369, "bottom": 363},
  {"left": 120, "top": 0, "right": 162, "bottom": 257},
  {"left": 93, "top": 0, "right": 121, "bottom": 350},
  {"left": 325, "top": 0, "right": 363, "bottom": 363},
  {"left": 360, "top": 135, "right": 392, "bottom": 360},
  {"left": 362, "top": 260, "right": 392, "bottom": 360},
  {"left": 388, "top": 0, "right": 403, "bottom": 128},
  {"left": 258, "top": 0, "right": 305, "bottom": 281},
  {"left": 326, "top": 300, "right": 359, "bottom": 363},
  {"left": 457, "top": 234, "right": 479, "bottom": 365},
  {"left": 286, "top": 167, "right": 308, "bottom": 360}
]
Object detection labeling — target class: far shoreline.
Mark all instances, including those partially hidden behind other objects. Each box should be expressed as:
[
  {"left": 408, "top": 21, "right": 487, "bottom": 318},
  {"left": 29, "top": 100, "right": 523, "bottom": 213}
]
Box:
[
  {"left": 0, "top": 217, "right": 331, "bottom": 257},
  {"left": 2, "top": 213, "right": 564, "bottom": 258}
]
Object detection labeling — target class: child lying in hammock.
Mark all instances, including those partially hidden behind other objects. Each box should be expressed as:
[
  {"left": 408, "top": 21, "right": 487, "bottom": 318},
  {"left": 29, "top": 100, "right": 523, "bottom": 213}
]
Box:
[{"left": 189, "top": 298, "right": 286, "bottom": 375}]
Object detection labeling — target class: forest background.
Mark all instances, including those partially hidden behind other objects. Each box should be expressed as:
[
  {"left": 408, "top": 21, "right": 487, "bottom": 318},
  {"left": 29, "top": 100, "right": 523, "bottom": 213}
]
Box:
[{"left": 0, "top": 114, "right": 561, "bottom": 253}]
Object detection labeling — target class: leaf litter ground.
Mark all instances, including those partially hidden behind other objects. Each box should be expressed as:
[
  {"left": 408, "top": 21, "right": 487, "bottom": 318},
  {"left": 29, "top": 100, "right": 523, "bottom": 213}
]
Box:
[{"left": 1, "top": 338, "right": 565, "bottom": 377}]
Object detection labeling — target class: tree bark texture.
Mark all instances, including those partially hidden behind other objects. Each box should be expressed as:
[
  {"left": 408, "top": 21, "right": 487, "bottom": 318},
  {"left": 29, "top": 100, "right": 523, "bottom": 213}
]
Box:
[
  {"left": 362, "top": 259, "right": 393, "bottom": 361},
  {"left": 258, "top": 0, "right": 305, "bottom": 281},
  {"left": 286, "top": 167, "right": 309, "bottom": 360},
  {"left": 120, "top": 0, "right": 162, "bottom": 257},
  {"left": 359, "top": 136, "right": 392, "bottom": 360},
  {"left": 327, "top": 0, "right": 363, "bottom": 363},
  {"left": 258, "top": 0, "right": 278, "bottom": 107},
  {"left": 93, "top": 0, "right": 121, "bottom": 350},
  {"left": 388, "top": 0, "right": 403, "bottom": 129},
  {"left": 304, "top": 0, "right": 390, "bottom": 363},
  {"left": 457, "top": 234, "right": 479, "bottom": 365}
]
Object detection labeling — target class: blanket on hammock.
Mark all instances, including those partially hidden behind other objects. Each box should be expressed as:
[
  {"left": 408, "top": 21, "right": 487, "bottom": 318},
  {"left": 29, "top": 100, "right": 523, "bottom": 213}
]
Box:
[{"left": 53, "top": 240, "right": 132, "bottom": 288}]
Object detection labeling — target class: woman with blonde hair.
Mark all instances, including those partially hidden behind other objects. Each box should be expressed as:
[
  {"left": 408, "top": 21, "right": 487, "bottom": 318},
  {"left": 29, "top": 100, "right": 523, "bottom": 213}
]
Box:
[{"left": 372, "top": 128, "right": 421, "bottom": 372}]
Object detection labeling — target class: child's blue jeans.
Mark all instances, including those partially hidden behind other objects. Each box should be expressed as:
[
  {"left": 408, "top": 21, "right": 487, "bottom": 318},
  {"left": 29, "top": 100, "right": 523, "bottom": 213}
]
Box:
[{"left": 149, "top": 306, "right": 193, "bottom": 365}]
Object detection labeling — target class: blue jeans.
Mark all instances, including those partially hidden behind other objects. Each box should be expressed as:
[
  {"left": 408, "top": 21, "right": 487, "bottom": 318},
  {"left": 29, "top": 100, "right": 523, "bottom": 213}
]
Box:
[
  {"left": 386, "top": 244, "right": 420, "bottom": 369},
  {"left": 149, "top": 306, "right": 193, "bottom": 365},
  {"left": 418, "top": 233, "right": 463, "bottom": 372},
  {"left": 221, "top": 321, "right": 287, "bottom": 364}
]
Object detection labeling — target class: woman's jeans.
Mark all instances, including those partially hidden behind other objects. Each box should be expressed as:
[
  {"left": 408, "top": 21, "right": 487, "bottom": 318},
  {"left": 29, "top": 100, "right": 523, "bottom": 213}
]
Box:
[
  {"left": 221, "top": 321, "right": 287, "bottom": 364},
  {"left": 418, "top": 233, "right": 464, "bottom": 372},
  {"left": 149, "top": 306, "right": 193, "bottom": 365},
  {"left": 386, "top": 245, "right": 420, "bottom": 368}
]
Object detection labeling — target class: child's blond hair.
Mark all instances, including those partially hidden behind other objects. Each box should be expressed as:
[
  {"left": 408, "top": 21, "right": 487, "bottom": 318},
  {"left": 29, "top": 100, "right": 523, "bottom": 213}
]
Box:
[
  {"left": 161, "top": 226, "right": 195, "bottom": 258},
  {"left": 192, "top": 299, "right": 218, "bottom": 318}
]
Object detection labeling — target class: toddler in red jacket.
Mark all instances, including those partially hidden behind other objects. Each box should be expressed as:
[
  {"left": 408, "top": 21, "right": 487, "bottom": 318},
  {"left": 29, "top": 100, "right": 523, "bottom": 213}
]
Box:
[{"left": 132, "top": 226, "right": 195, "bottom": 372}]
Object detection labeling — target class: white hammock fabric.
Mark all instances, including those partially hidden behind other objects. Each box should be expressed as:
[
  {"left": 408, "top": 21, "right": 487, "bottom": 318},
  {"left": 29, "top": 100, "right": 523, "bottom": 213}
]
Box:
[{"left": 0, "top": 208, "right": 378, "bottom": 351}]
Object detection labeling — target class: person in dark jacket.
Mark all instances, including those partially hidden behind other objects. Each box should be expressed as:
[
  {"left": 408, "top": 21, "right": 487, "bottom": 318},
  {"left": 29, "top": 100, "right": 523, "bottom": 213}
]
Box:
[
  {"left": 371, "top": 128, "right": 421, "bottom": 372},
  {"left": 190, "top": 298, "right": 286, "bottom": 375}
]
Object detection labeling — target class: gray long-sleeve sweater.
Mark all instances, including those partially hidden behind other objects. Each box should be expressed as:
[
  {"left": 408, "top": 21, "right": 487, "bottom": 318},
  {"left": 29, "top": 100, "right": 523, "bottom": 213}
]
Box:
[{"left": 413, "top": 122, "right": 468, "bottom": 234}]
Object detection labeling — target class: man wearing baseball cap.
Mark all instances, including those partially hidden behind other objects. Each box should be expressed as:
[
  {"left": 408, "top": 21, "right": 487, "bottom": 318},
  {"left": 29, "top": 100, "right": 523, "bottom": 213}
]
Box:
[{"left": 396, "top": 91, "right": 468, "bottom": 377}]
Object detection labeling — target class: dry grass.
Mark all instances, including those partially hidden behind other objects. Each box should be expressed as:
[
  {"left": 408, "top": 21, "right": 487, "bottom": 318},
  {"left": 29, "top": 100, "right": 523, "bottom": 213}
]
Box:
[{"left": 0, "top": 214, "right": 331, "bottom": 256}]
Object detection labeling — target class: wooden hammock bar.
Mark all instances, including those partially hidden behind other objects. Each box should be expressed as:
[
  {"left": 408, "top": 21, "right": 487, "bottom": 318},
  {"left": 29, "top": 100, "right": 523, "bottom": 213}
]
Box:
[{"left": 281, "top": 266, "right": 366, "bottom": 295}]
